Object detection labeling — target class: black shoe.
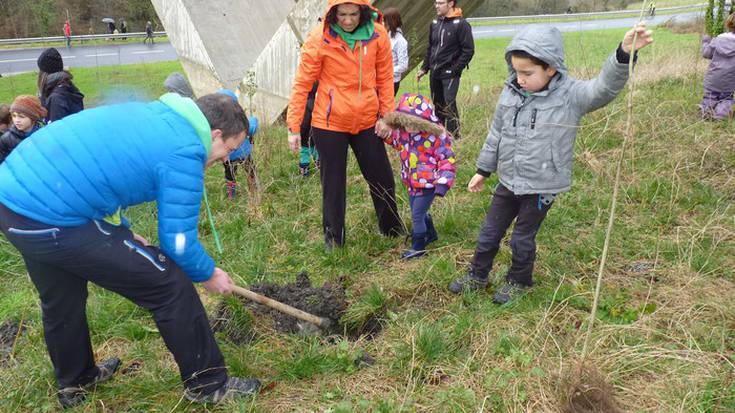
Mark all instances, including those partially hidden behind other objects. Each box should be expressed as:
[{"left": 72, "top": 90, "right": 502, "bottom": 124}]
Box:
[
  {"left": 58, "top": 357, "right": 121, "bottom": 409},
  {"left": 448, "top": 272, "right": 488, "bottom": 294},
  {"left": 184, "top": 377, "right": 261, "bottom": 403},
  {"left": 492, "top": 282, "right": 529, "bottom": 304},
  {"left": 299, "top": 163, "right": 310, "bottom": 177}
]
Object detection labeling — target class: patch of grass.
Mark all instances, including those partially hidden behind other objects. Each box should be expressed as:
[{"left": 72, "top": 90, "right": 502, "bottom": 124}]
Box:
[
  {"left": 0, "top": 26, "right": 733, "bottom": 412},
  {"left": 0, "top": 60, "right": 183, "bottom": 106}
]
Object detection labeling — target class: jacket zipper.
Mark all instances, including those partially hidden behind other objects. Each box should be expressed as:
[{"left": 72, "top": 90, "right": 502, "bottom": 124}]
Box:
[
  {"left": 530, "top": 109, "right": 537, "bottom": 129},
  {"left": 326, "top": 89, "right": 334, "bottom": 127},
  {"left": 513, "top": 98, "right": 527, "bottom": 127}
]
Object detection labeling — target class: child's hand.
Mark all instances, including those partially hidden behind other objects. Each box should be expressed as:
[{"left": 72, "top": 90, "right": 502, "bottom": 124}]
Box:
[
  {"left": 467, "top": 174, "right": 486, "bottom": 192},
  {"left": 622, "top": 22, "right": 653, "bottom": 54}
]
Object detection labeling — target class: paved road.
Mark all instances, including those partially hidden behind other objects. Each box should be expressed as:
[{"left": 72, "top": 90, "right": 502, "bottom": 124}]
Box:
[
  {"left": 0, "top": 11, "right": 699, "bottom": 76},
  {"left": 472, "top": 11, "right": 699, "bottom": 39},
  {"left": 0, "top": 42, "right": 178, "bottom": 76}
]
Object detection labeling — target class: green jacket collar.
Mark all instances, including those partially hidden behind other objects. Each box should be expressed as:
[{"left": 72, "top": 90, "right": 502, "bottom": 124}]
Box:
[{"left": 159, "top": 93, "right": 211, "bottom": 156}]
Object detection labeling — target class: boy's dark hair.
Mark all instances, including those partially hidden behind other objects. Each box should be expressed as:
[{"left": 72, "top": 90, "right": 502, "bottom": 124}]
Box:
[
  {"left": 196, "top": 93, "right": 248, "bottom": 139},
  {"left": 510, "top": 50, "right": 550, "bottom": 70},
  {"left": 0, "top": 104, "right": 10, "bottom": 125},
  {"left": 325, "top": 4, "right": 373, "bottom": 30},
  {"left": 383, "top": 7, "right": 402, "bottom": 37}
]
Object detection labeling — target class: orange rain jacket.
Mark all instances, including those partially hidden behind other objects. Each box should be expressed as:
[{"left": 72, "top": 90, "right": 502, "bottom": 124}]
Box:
[{"left": 287, "top": 0, "right": 395, "bottom": 135}]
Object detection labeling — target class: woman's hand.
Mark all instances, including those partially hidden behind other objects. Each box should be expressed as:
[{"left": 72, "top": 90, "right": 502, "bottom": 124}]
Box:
[
  {"left": 375, "top": 118, "right": 392, "bottom": 139},
  {"left": 467, "top": 174, "right": 487, "bottom": 193},
  {"left": 621, "top": 22, "right": 653, "bottom": 54},
  {"left": 287, "top": 132, "right": 300, "bottom": 153}
]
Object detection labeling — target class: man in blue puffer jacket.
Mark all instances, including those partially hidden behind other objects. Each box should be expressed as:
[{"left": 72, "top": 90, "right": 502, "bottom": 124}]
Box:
[{"left": 0, "top": 92, "right": 260, "bottom": 408}]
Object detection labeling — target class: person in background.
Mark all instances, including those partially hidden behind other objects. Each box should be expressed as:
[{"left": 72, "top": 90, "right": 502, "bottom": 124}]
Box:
[
  {"left": 120, "top": 18, "right": 128, "bottom": 40},
  {"left": 0, "top": 95, "right": 47, "bottom": 163},
  {"left": 36, "top": 48, "right": 84, "bottom": 123},
  {"left": 144, "top": 21, "right": 155, "bottom": 44},
  {"left": 163, "top": 72, "right": 195, "bottom": 98},
  {"left": 416, "top": 0, "right": 475, "bottom": 139},
  {"left": 699, "top": 13, "right": 735, "bottom": 120},
  {"left": 0, "top": 104, "right": 10, "bottom": 134},
  {"left": 383, "top": 7, "right": 408, "bottom": 97},
  {"left": 63, "top": 20, "right": 72, "bottom": 48}
]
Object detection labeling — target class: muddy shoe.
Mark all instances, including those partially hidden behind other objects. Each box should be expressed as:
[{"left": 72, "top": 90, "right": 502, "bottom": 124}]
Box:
[
  {"left": 58, "top": 357, "right": 121, "bottom": 409},
  {"left": 448, "top": 272, "right": 488, "bottom": 294},
  {"left": 492, "top": 282, "right": 529, "bottom": 304},
  {"left": 184, "top": 377, "right": 261, "bottom": 403}
]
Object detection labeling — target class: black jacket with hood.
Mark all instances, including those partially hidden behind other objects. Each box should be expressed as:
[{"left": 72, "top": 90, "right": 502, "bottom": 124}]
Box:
[
  {"left": 42, "top": 72, "right": 84, "bottom": 123},
  {"left": 421, "top": 7, "right": 475, "bottom": 79},
  {"left": 0, "top": 125, "right": 36, "bottom": 164}
]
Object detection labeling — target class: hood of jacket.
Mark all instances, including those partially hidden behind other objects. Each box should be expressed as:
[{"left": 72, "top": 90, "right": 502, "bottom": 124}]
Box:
[
  {"left": 324, "top": 0, "right": 383, "bottom": 24},
  {"left": 383, "top": 93, "right": 445, "bottom": 137},
  {"left": 714, "top": 32, "right": 735, "bottom": 57},
  {"left": 505, "top": 25, "right": 568, "bottom": 78},
  {"left": 445, "top": 7, "right": 464, "bottom": 19},
  {"left": 158, "top": 93, "right": 211, "bottom": 156},
  {"left": 44, "top": 71, "right": 84, "bottom": 101}
]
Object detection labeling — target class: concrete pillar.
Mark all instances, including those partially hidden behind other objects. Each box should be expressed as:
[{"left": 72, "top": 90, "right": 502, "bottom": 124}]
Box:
[{"left": 150, "top": 0, "right": 296, "bottom": 96}]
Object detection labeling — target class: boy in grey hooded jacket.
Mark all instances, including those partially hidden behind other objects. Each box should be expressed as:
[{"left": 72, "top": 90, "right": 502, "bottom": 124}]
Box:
[{"left": 449, "top": 23, "right": 653, "bottom": 303}]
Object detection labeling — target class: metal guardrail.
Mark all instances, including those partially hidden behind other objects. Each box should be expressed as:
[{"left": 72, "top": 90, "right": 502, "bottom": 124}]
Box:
[
  {"left": 467, "top": 3, "right": 707, "bottom": 22},
  {"left": 0, "top": 31, "right": 166, "bottom": 46}
]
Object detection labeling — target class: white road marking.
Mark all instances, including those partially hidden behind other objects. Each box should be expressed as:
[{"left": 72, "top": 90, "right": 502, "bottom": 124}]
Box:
[
  {"left": 0, "top": 58, "right": 37, "bottom": 63},
  {"left": 85, "top": 53, "right": 118, "bottom": 57},
  {"left": 131, "top": 50, "right": 166, "bottom": 54}
]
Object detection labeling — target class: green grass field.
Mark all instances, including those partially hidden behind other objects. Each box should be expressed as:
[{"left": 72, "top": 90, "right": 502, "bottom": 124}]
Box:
[{"left": 0, "top": 26, "right": 733, "bottom": 412}]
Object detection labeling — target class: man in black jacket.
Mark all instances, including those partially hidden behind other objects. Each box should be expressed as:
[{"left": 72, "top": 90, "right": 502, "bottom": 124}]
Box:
[{"left": 417, "top": 0, "right": 475, "bottom": 139}]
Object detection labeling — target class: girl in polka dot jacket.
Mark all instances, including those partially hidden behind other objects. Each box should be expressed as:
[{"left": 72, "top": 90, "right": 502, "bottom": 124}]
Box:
[{"left": 383, "top": 93, "right": 456, "bottom": 259}]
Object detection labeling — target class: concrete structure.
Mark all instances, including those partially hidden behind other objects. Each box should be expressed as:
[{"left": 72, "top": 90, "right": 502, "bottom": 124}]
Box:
[{"left": 153, "top": 0, "right": 483, "bottom": 124}]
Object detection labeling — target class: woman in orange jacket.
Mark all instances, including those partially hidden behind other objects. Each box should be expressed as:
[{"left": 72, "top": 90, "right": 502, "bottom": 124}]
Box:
[{"left": 287, "top": 0, "right": 403, "bottom": 248}]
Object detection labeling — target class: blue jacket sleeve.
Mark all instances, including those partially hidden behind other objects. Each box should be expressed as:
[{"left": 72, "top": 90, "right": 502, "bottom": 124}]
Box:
[{"left": 156, "top": 147, "right": 215, "bottom": 281}]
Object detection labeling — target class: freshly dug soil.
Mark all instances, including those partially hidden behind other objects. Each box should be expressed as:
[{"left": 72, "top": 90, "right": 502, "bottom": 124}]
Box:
[
  {"left": 0, "top": 320, "right": 23, "bottom": 363},
  {"left": 213, "top": 272, "right": 385, "bottom": 340},
  {"left": 247, "top": 272, "right": 347, "bottom": 334}
]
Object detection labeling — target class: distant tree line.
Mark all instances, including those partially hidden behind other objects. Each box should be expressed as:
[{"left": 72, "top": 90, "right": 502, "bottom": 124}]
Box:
[{"left": 0, "top": 0, "right": 160, "bottom": 39}]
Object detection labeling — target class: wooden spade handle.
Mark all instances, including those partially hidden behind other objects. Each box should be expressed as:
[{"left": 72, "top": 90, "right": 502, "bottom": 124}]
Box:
[{"left": 231, "top": 285, "right": 332, "bottom": 329}]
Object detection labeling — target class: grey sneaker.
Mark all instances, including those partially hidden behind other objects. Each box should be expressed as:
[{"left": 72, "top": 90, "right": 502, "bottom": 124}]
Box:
[
  {"left": 448, "top": 273, "right": 489, "bottom": 294},
  {"left": 184, "top": 377, "right": 261, "bottom": 403},
  {"left": 58, "top": 357, "right": 121, "bottom": 409},
  {"left": 492, "top": 282, "right": 529, "bottom": 304}
]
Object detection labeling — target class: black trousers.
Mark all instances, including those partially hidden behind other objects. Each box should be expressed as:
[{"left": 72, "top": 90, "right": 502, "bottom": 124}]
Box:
[
  {"left": 0, "top": 203, "right": 227, "bottom": 395},
  {"left": 311, "top": 127, "right": 403, "bottom": 245},
  {"left": 393, "top": 81, "right": 401, "bottom": 97},
  {"left": 470, "top": 184, "right": 553, "bottom": 286},
  {"left": 430, "top": 75, "right": 461, "bottom": 137}
]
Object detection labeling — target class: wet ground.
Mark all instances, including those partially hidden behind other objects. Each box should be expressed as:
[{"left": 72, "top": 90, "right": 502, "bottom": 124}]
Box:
[{"left": 213, "top": 272, "right": 385, "bottom": 342}]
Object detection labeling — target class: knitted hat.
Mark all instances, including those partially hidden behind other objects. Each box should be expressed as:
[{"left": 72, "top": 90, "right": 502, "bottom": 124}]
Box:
[
  {"left": 11, "top": 95, "right": 47, "bottom": 122},
  {"left": 37, "top": 48, "right": 64, "bottom": 74}
]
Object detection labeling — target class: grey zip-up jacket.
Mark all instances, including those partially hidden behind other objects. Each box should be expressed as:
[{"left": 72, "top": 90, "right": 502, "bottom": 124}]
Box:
[{"left": 476, "top": 26, "right": 632, "bottom": 195}]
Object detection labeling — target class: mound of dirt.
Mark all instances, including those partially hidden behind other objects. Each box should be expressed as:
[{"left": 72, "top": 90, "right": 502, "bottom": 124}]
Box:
[
  {"left": 247, "top": 272, "right": 348, "bottom": 334},
  {"left": 213, "top": 272, "right": 387, "bottom": 342}
]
